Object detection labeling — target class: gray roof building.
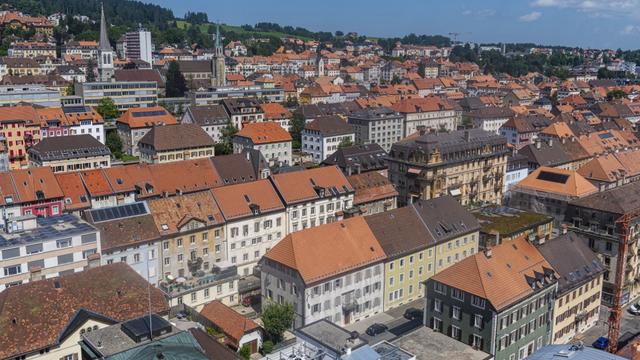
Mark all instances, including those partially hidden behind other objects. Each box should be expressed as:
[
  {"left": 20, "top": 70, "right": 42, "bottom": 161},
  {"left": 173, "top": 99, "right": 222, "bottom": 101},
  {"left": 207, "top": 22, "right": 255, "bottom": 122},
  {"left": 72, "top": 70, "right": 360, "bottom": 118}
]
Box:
[{"left": 28, "top": 135, "right": 110, "bottom": 162}]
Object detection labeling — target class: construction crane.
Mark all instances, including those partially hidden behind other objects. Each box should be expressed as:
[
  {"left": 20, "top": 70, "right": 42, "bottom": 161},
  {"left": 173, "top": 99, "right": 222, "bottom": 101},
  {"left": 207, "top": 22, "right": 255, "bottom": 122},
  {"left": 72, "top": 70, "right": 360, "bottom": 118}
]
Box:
[
  {"left": 448, "top": 32, "right": 471, "bottom": 44},
  {"left": 607, "top": 211, "right": 636, "bottom": 353}
]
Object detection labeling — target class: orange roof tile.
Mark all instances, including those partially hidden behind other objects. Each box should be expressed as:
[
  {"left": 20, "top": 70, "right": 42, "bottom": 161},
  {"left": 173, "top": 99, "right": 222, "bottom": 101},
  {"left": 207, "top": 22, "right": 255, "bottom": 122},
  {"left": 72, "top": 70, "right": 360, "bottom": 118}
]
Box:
[
  {"left": 199, "top": 300, "right": 260, "bottom": 347},
  {"left": 55, "top": 172, "right": 90, "bottom": 211},
  {"left": 512, "top": 166, "right": 597, "bottom": 198},
  {"left": 260, "top": 103, "right": 292, "bottom": 120},
  {"left": 147, "top": 190, "right": 224, "bottom": 234},
  {"left": 264, "top": 216, "right": 386, "bottom": 284},
  {"left": 431, "top": 236, "right": 556, "bottom": 311},
  {"left": 117, "top": 106, "right": 177, "bottom": 129},
  {"left": 212, "top": 179, "right": 284, "bottom": 221},
  {"left": 270, "top": 166, "right": 353, "bottom": 205},
  {"left": 235, "top": 121, "right": 291, "bottom": 144}
]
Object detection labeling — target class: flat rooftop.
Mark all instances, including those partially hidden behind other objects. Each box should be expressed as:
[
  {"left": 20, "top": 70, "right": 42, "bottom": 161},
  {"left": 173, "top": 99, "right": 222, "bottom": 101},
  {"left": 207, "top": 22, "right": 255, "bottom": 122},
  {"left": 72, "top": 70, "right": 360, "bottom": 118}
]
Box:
[
  {"left": 296, "top": 319, "right": 367, "bottom": 355},
  {"left": 392, "top": 327, "right": 491, "bottom": 360},
  {"left": 0, "top": 214, "right": 96, "bottom": 249},
  {"left": 473, "top": 206, "right": 552, "bottom": 236}
]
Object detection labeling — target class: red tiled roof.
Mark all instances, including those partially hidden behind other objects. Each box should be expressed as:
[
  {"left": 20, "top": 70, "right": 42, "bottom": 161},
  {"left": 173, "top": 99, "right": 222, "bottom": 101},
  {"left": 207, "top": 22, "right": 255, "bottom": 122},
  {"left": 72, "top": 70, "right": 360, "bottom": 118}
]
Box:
[{"left": 200, "top": 300, "right": 260, "bottom": 347}]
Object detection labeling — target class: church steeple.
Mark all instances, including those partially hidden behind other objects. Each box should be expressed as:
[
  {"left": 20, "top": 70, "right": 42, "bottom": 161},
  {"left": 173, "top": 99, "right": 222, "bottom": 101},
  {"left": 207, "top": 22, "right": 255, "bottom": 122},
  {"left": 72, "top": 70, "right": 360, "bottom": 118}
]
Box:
[
  {"left": 211, "top": 22, "right": 226, "bottom": 87},
  {"left": 97, "top": 2, "right": 114, "bottom": 82},
  {"left": 99, "top": 3, "right": 111, "bottom": 51}
]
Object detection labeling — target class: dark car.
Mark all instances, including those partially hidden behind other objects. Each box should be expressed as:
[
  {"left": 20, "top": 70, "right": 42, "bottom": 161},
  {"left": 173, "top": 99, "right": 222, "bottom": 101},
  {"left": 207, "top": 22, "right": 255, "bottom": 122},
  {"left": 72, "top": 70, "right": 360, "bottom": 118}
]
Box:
[
  {"left": 365, "top": 323, "right": 388, "bottom": 336},
  {"left": 592, "top": 337, "right": 609, "bottom": 350},
  {"left": 404, "top": 308, "right": 423, "bottom": 320}
]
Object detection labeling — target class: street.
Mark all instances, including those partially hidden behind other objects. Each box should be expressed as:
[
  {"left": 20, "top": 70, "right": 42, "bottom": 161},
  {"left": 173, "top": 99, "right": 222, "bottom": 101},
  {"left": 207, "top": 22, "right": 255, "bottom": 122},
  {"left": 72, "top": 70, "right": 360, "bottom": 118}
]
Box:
[
  {"left": 578, "top": 305, "right": 640, "bottom": 348},
  {"left": 344, "top": 299, "right": 425, "bottom": 344}
]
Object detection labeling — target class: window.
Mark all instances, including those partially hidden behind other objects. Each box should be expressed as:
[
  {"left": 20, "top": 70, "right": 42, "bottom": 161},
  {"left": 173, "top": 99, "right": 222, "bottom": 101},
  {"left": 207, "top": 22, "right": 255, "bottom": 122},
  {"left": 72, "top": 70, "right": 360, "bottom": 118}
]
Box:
[
  {"left": 433, "top": 317, "right": 442, "bottom": 332},
  {"left": 434, "top": 282, "right": 446, "bottom": 294},
  {"left": 452, "top": 306, "right": 461, "bottom": 320},
  {"left": 176, "top": 238, "right": 183, "bottom": 247},
  {"left": 163, "top": 241, "right": 169, "bottom": 250},
  {"left": 3, "top": 265, "right": 21, "bottom": 276},
  {"left": 134, "top": 253, "right": 140, "bottom": 262},
  {"left": 451, "top": 325, "right": 462, "bottom": 340},
  {"left": 56, "top": 238, "right": 72, "bottom": 248},
  {"left": 472, "top": 296, "right": 486, "bottom": 309},
  {"left": 452, "top": 288, "right": 464, "bottom": 301},
  {"left": 177, "top": 254, "right": 183, "bottom": 262},
  {"left": 204, "top": 288, "right": 210, "bottom": 298},
  {"left": 434, "top": 299, "right": 442, "bottom": 313},
  {"left": 474, "top": 314, "right": 483, "bottom": 328}
]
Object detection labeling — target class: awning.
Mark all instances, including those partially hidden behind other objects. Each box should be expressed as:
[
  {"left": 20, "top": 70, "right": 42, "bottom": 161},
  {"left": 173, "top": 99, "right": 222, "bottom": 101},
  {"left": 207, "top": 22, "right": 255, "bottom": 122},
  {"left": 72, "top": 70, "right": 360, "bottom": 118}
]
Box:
[
  {"left": 407, "top": 167, "right": 421, "bottom": 175},
  {"left": 449, "top": 188, "right": 462, "bottom": 196}
]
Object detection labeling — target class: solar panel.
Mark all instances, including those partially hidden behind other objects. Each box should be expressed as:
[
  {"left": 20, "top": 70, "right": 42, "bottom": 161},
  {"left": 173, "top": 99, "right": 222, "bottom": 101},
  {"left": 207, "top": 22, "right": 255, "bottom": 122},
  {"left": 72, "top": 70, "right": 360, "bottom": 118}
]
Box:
[
  {"left": 599, "top": 132, "right": 614, "bottom": 139},
  {"left": 131, "top": 110, "right": 166, "bottom": 118},
  {"left": 536, "top": 171, "right": 569, "bottom": 184},
  {"left": 89, "top": 202, "right": 148, "bottom": 223}
]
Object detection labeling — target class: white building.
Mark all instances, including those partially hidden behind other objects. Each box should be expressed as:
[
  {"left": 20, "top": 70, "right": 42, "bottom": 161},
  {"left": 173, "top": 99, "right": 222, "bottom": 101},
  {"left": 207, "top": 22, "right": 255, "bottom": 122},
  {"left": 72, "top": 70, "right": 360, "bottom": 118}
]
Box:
[
  {"left": 270, "top": 166, "right": 355, "bottom": 234},
  {"left": 260, "top": 217, "right": 386, "bottom": 328},
  {"left": 233, "top": 122, "right": 293, "bottom": 167},
  {"left": 124, "top": 28, "right": 153, "bottom": 65},
  {"left": 467, "top": 107, "right": 516, "bottom": 135},
  {"left": 302, "top": 116, "right": 355, "bottom": 163},
  {"left": 0, "top": 214, "right": 100, "bottom": 291},
  {"left": 212, "top": 179, "right": 286, "bottom": 277}
]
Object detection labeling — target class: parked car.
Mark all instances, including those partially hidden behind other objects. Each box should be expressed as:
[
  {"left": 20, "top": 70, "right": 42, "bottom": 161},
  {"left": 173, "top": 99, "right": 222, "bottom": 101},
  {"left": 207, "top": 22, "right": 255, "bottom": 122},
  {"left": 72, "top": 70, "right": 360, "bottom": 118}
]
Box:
[
  {"left": 365, "top": 323, "right": 388, "bottom": 336},
  {"left": 403, "top": 308, "right": 423, "bottom": 320},
  {"left": 629, "top": 303, "right": 640, "bottom": 315},
  {"left": 592, "top": 336, "right": 609, "bottom": 350}
]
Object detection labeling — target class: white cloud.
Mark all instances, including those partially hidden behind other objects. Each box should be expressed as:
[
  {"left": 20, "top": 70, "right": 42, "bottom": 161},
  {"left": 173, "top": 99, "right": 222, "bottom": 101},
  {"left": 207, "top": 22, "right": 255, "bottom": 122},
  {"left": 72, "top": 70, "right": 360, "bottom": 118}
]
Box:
[
  {"left": 519, "top": 11, "right": 542, "bottom": 21},
  {"left": 621, "top": 24, "right": 640, "bottom": 34},
  {"left": 531, "top": 0, "right": 640, "bottom": 18},
  {"left": 462, "top": 9, "right": 496, "bottom": 18}
]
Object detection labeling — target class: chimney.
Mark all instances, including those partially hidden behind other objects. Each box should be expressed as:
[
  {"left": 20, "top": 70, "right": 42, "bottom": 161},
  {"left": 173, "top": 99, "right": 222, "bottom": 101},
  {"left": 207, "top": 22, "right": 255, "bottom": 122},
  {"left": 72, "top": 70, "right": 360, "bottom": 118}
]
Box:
[
  {"left": 417, "top": 125, "right": 427, "bottom": 136},
  {"left": 86, "top": 253, "right": 101, "bottom": 269},
  {"left": 29, "top": 267, "right": 43, "bottom": 282},
  {"left": 548, "top": 138, "right": 553, "bottom": 147},
  {"left": 464, "top": 130, "right": 471, "bottom": 142},
  {"left": 561, "top": 224, "right": 568, "bottom": 235},
  {"left": 535, "top": 140, "right": 541, "bottom": 149},
  {"left": 484, "top": 247, "right": 492, "bottom": 259}
]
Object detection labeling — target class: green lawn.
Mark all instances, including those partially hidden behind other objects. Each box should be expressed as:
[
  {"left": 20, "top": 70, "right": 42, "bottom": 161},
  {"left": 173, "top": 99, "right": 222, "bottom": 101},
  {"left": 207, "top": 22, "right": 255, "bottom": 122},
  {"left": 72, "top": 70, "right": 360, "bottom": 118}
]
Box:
[{"left": 119, "top": 154, "right": 139, "bottom": 162}]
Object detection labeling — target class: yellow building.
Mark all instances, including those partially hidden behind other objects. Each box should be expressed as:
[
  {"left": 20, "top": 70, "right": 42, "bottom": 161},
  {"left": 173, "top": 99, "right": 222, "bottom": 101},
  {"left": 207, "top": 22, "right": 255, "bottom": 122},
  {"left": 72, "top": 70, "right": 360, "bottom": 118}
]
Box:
[
  {"left": 366, "top": 196, "right": 480, "bottom": 310},
  {"left": 537, "top": 232, "right": 605, "bottom": 344},
  {"left": 138, "top": 123, "right": 215, "bottom": 164},
  {"left": 147, "top": 191, "right": 240, "bottom": 310}
]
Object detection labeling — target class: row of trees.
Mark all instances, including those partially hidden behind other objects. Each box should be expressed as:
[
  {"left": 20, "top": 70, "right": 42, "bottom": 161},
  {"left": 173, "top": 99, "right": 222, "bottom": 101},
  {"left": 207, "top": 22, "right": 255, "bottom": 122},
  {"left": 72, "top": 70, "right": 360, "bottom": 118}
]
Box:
[{"left": 448, "top": 44, "right": 584, "bottom": 78}]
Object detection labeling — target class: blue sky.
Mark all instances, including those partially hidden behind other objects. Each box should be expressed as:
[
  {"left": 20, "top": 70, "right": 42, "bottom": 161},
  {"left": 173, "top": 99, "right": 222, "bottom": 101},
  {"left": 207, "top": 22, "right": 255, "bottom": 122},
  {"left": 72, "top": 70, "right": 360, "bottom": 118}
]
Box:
[{"left": 150, "top": 0, "right": 640, "bottom": 49}]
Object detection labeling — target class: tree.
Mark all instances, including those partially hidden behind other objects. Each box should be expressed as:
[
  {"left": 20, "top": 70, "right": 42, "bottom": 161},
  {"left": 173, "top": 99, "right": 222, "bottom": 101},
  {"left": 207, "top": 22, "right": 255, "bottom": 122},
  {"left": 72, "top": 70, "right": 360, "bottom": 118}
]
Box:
[
  {"left": 165, "top": 61, "right": 188, "bottom": 97},
  {"left": 261, "top": 340, "right": 274, "bottom": 354},
  {"left": 96, "top": 97, "right": 119, "bottom": 120},
  {"left": 215, "top": 120, "right": 238, "bottom": 155},
  {"left": 106, "top": 129, "right": 123, "bottom": 158},
  {"left": 261, "top": 302, "right": 294, "bottom": 343},
  {"left": 65, "top": 80, "right": 75, "bottom": 96},
  {"left": 607, "top": 89, "right": 627, "bottom": 101},
  {"left": 417, "top": 62, "right": 426, "bottom": 78},
  {"left": 284, "top": 96, "right": 299, "bottom": 108},
  {"left": 338, "top": 137, "right": 353, "bottom": 149},
  {"left": 289, "top": 111, "right": 305, "bottom": 150},
  {"left": 238, "top": 345, "right": 251, "bottom": 360},
  {"left": 86, "top": 58, "right": 96, "bottom": 82}
]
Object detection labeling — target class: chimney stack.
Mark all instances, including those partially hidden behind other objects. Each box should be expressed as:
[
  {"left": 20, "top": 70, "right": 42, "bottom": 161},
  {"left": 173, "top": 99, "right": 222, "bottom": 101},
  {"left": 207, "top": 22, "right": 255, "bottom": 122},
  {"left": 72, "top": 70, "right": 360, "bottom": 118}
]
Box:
[{"left": 484, "top": 247, "right": 493, "bottom": 259}]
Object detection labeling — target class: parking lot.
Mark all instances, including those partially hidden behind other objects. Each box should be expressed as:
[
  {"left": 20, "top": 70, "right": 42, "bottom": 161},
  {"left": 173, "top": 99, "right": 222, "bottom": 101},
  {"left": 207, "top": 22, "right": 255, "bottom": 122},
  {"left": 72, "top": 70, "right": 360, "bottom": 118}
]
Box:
[
  {"left": 578, "top": 304, "right": 640, "bottom": 348},
  {"left": 344, "top": 299, "right": 425, "bottom": 343}
]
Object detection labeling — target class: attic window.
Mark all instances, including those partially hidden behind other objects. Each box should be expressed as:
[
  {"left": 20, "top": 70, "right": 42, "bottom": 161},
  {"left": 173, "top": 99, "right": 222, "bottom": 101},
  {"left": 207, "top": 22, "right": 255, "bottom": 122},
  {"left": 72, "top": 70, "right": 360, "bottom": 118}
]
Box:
[
  {"left": 116, "top": 178, "right": 123, "bottom": 185},
  {"left": 161, "top": 224, "right": 169, "bottom": 231},
  {"left": 244, "top": 194, "right": 251, "bottom": 203},
  {"left": 54, "top": 280, "right": 61, "bottom": 289}
]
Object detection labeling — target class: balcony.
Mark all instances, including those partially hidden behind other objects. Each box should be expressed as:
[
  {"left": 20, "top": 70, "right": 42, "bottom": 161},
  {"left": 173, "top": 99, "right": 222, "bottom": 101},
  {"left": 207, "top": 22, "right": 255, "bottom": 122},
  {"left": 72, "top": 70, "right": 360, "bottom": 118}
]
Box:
[{"left": 159, "top": 265, "right": 238, "bottom": 297}]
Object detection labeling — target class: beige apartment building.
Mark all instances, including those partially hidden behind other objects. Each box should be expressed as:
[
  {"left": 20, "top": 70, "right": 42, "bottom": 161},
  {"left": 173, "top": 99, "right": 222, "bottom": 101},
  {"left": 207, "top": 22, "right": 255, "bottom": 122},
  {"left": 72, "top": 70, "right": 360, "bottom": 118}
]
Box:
[
  {"left": 138, "top": 123, "right": 215, "bottom": 164},
  {"left": 537, "top": 232, "right": 605, "bottom": 344},
  {"left": 387, "top": 128, "right": 509, "bottom": 206}
]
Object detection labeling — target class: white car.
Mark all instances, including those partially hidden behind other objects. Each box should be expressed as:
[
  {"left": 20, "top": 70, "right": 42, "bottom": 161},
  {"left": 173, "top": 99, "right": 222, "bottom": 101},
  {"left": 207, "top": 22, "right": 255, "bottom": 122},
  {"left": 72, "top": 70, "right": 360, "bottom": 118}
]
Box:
[{"left": 628, "top": 303, "right": 640, "bottom": 315}]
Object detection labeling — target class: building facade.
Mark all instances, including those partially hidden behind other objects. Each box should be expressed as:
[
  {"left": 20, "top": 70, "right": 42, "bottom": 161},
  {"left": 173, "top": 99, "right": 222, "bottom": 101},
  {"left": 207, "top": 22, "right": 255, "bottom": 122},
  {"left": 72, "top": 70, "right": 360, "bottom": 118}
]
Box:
[{"left": 387, "top": 128, "right": 509, "bottom": 206}]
